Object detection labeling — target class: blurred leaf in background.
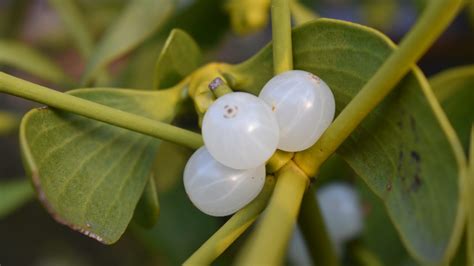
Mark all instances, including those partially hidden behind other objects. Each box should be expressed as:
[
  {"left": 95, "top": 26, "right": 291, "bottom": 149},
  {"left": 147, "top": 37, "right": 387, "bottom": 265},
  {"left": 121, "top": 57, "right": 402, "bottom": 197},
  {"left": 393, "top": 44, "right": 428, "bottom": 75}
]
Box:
[
  {"left": 0, "top": 179, "right": 34, "bottom": 219},
  {"left": 430, "top": 65, "right": 474, "bottom": 153},
  {"left": 81, "top": 0, "right": 174, "bottom": 85},
  {"left": 0, "top": 40, "right": 70, "bottom": 84},
  {"left": 360, "top": 0, "right": 398, "bottom": 31},
  {"left": 0, "top": 111, "right": 18, "bottom": 135}
]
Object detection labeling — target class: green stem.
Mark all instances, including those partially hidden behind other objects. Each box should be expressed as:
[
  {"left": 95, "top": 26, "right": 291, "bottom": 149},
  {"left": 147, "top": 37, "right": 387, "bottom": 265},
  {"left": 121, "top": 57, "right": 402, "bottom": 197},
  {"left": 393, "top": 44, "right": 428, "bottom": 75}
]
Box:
[
  {"left": 266, "top": 149, "right": 294, "bottom": 173},
  {"left": 295, "top": 0, "right": 465, "bottom": 176},
  {"left": 271, "top": 0, "right": 293, "bottom": 74},
  {"left": 184, "top": 176, "right": 276, "bottom": 265},
  {"left": 298, "top": 186, "right": 339, "bottom": 266},
  {"left": 234, "top": 1, "right": 311, "bottom": 264},
  {"left": 235, "top": 162, "right": 308, "bottom": 264},
  {"left": 0, "top": 72, "right": 203, "bottom": 149}
]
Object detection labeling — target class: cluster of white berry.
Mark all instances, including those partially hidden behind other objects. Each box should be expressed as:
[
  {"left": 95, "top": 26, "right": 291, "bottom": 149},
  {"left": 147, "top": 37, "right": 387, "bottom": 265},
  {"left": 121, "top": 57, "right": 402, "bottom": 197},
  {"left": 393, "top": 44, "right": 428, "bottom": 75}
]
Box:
[{"left": 183, "top": 70, "right": 336, "bottom": 216}]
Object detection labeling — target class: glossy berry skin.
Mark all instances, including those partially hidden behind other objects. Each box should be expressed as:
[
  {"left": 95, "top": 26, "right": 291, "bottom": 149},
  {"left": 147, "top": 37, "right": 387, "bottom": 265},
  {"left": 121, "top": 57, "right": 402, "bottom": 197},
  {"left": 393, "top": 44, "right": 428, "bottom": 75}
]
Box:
[
  {"left": 202, "top": 92, "right": 279, "bottom": 170},
  {"left": 259, "top": 70, "right": 335, "bottom": 152},
  {"left": 317, "top": 183, "right": 363, "bottom": 244},
  {"left": 183, "top": 147, "right": 265, "bottom": 217}
]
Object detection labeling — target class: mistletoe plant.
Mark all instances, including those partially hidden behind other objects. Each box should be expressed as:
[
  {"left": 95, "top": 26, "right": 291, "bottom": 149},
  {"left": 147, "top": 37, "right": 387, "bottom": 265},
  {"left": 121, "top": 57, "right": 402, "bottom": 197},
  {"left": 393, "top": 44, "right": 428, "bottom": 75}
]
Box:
[{"left": 0, "top": 0, "right": 473, "bottom": 265}]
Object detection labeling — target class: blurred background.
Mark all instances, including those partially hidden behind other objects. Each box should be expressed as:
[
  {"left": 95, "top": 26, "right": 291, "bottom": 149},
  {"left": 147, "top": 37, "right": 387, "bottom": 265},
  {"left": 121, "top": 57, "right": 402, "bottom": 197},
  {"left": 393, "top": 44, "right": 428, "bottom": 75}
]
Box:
[{"left": 0, "top": 0, "right": 473, "bottom": 265}]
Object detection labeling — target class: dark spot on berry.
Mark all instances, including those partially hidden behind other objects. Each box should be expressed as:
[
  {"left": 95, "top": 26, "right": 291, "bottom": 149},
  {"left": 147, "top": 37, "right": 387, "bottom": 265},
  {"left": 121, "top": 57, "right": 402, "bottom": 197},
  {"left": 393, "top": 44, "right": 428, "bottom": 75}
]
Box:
[{"left": 223, "top": 105, "right": 238, "bottom": 118}]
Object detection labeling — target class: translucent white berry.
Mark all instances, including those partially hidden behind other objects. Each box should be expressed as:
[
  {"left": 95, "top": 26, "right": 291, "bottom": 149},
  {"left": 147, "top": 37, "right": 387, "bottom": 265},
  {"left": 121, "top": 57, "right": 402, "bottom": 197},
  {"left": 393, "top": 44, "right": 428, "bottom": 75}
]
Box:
[
  {"left": 259, "top": 70, "right": 335, "bottom": 152},
  {"left": 317, "top": 183, "right": 363, "bottom": 243},
  {"left": 202, "top": 92, "right": 279, "bottom": 170},
  {"left": 183, "top": 147, "right": 265, "bottom": 216}
]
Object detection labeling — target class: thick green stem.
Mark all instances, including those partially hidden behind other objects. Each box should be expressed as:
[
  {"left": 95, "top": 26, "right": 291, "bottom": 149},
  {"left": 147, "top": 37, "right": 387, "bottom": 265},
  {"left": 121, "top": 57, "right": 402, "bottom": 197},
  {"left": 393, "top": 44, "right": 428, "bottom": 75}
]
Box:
[
  {"left": 234, "top": 1, "right": 314, "bottom": 264},
  {"left": 298, "top": 186, "right": 339, "bottom": 266},
  {"left": 271, "top": 0, "right": 293, "bottom": 74},
  {"left": 0, "top": 72, "right": 203, "bottom": 149},
  {"left": 184, "top": 176, "right": 276, "bottom": 265},
  {"left": 295, "top": 0, "right": 465, "bottom": 176},
  {"left": 235, "top": 162, "right": 308, "bottom": 264}
]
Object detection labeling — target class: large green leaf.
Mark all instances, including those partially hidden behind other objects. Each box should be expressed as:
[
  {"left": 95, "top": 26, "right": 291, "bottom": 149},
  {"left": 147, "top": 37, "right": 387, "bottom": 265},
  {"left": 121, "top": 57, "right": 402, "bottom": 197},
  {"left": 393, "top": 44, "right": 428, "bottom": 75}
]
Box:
[
  {"left": 153, "top": 29, "right": 202, "bottom": 90},
  {"left": 0, "top": 179, "right": 34, "bottom": 219},
  {"left": 227, "top": 18, "right": 466, "bottom": 264},
  {"left": 357, "top": 180, "right": 417, "bottom": 266},
  {"left": 0, "top": 41, "right": 70, "bottom": 84},
  {"left": 81, "top": 0, "right": 174, "bottom": 84},
  {"left": 430, "top": 65, "right": 474, "bottom": 153},
  {"left": 116, "top": 39, "right": 165, "bottom": 89},
  {"left": 20, "top": 87, "right": 183, "bottom": 244}
]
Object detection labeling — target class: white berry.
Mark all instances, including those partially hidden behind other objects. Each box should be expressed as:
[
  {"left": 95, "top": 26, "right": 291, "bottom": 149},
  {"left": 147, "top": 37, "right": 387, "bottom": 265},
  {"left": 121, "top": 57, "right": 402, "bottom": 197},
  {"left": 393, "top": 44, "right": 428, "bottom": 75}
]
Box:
[
  {"left": 259, "top": 70, "right": 335, "bottom": 152},
  {"left": 202, "top": 92, "right": 279, "bottom": 170},
  {"left": 183, "top": 147, "right": 265, "bottom": 216},
  {"left": 317, "top": 183, "right": 363, "bottom": 243}
]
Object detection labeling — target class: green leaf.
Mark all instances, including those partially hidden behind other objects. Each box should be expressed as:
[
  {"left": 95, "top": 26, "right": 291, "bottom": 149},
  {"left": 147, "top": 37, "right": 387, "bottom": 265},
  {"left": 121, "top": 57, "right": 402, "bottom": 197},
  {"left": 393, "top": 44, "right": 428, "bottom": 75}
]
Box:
[
  {"left": 48, "top": 0, "right": 94, "bottom": 58},
  {"left": 153, "top": 29, "right": 202, "bottom": 90},
  {"left": 81, "top": 0, "right": 175, "bottom": 85},
  {"left": 20, "top": 87, "right": 182, "bottom": 244},
  {"left": 0, "top": 40, "right": 70, "bottom": 84},
  {"left": 0, "top": 111, "right": 19, "bottom": 135},
  {"left": 227, "top": 18, "right": 466, "bottom": 264},
  {"left": 317, "top": 156, "right": 415, "bottom": 265},
  {"left": 0, "top": 179, "right": 34, "bottom": 219},
  {"left": 430, "top": 65, "right": 474, "bottom": 153},
  {"left": 132, "top": 175, "right": 160, "bottom": 228},
  {"left": 117, "top": 39, "right": 165, "bottom": 89},
  {"left": 357, "top": 180, "right": 417, "bottom": 266}
]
